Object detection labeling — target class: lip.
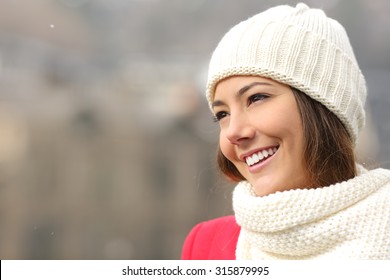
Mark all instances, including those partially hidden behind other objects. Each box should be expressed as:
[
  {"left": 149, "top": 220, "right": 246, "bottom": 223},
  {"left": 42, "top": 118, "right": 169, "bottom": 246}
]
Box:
[
  {"left": 240, "top": 145, "right": 279, "bottom": 174},
  {"left": 239, "top": 145, "right": 279, "bottom": 162}
]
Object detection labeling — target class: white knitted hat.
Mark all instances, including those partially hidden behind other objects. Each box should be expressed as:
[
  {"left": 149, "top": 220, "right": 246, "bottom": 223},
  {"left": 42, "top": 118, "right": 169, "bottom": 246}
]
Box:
[{"left": 206, "top": 3, "right": 366, "bottom": 143}]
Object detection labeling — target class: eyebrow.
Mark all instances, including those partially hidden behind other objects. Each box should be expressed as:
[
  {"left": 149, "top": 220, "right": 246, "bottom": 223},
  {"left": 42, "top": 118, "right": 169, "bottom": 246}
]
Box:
[{"left": 211, "top": 82, "right": 273, "bottom": 108}]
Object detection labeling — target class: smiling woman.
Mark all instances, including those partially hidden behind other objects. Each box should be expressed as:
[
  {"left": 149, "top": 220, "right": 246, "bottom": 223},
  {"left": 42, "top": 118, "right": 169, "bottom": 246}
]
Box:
[
  {"left": 214, "top": 76, "right": 310, "bottom": 197},
  {"left": 214, "top": 78, "right": 357, "bottom": 196},
  {"left": 182, "top": 3, "right": 390, "bottom": 260}
]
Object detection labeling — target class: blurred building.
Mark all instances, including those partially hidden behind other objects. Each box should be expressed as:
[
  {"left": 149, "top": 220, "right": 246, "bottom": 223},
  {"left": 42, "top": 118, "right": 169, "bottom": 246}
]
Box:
[{"left": 0, "top": 0, "right": 389, "bottom": 259}]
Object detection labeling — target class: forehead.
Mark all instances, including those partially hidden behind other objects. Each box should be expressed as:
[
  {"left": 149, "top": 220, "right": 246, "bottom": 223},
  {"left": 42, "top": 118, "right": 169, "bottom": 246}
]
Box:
[{"left": 213, "top": 76, "right": 287, "bottom": 99}]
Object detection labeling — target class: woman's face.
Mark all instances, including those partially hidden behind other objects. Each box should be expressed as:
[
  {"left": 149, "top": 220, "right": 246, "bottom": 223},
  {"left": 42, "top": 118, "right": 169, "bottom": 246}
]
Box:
[{"left": 213, "top": 76, "right": 311, "bottom": 196}]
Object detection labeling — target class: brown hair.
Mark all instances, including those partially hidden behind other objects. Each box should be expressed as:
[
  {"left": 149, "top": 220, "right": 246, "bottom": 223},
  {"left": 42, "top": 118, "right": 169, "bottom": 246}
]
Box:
[{"left": 217, "top": 87, "right": 357, "bottom": 188}]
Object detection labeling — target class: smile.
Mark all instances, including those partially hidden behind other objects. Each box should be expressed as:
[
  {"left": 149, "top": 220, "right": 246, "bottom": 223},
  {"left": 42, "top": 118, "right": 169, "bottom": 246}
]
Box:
[{"left": 245, "top": 146, "right": 279, "bottom": 166}]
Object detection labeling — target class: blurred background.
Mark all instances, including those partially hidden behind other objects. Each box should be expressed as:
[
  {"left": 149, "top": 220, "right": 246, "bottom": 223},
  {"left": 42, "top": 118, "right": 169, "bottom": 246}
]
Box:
[{"left": 0, "top": 0, "right": 389, "bottom": 259}]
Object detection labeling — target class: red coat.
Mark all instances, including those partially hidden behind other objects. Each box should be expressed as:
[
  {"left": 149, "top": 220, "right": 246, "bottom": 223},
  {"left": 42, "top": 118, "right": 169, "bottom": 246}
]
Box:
[{"left": 181, "top": 215, "right": 241, "bottom": 260}]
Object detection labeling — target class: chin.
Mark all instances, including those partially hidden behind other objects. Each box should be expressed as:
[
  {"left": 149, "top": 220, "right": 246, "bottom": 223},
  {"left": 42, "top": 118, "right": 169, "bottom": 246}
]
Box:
[{"left": 250, "top": 177, "right": 292, "bottom": 197}]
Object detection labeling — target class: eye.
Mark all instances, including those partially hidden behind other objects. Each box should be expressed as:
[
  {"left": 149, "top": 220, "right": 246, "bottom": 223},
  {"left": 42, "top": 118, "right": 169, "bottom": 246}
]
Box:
[
  {"left": 247, "top": 93, "right": 268, "bottom": 106},
  {"left": 212, "top": 111, "right": 229, "bottom": 122}
]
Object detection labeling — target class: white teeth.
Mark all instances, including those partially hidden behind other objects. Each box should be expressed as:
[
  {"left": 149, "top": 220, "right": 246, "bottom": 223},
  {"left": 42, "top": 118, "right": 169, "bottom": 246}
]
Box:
[
  {"left": 258, "top": 152, "right": 264, "bottom": 160},
  {"left": 245, "top": 147, "right": 278, "bottom": 166}
]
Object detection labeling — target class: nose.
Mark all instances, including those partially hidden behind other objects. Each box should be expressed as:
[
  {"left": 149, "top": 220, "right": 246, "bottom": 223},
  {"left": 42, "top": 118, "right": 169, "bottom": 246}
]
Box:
[{"left": 225, "top": 113, "right": 255, "bottom": 145}]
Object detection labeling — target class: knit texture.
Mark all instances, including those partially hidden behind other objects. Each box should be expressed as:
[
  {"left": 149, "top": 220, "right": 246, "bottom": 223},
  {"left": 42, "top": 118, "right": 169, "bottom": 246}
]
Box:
[
  {"left": 206, "top": 3, "right": 366, "bottom": 143},
  {"left": 233, "top": 166, "right": 390, "bottom": 259}
]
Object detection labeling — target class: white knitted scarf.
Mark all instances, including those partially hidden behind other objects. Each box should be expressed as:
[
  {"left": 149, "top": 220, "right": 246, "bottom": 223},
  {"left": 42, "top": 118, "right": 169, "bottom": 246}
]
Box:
[{"left": 233, "top": 166, "right": 390, "bottom": 259}]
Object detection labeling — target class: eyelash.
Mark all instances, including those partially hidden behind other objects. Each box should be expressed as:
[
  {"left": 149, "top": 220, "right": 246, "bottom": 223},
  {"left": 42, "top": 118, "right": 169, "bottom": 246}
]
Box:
[
  {"left": 213, "top": 112, "right": 228, "bottom": 123},
  {"left": 212, "top": 93, "right": 269, "bottom": 123},
  {"left": 247, "top": 93, "right": 268, "bottom": 105}
]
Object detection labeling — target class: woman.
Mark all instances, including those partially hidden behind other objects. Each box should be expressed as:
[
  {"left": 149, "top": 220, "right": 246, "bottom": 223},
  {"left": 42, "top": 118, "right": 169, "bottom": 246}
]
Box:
[{"left": 181, "top": 3, "right": 390, "bottom": 259}]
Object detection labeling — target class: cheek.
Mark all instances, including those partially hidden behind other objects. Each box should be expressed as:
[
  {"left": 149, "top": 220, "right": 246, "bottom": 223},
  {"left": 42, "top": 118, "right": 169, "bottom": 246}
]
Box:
[
  {"left": 273, "top": 108, "right": 306, "bottom": 163},
  {"left": 272, "top": 115, "right": 301, "bottom": 139},
  {"left": 265, "top": 100, "right": 303, "bottom": 140},
  {"left": 260, "top": 103, "right": 305, "bottom": 164},
  {"left": 219, "top": 132, "right": 229, "bottom": 156},
  {"left": 219, "top": 131, "right": 235, "bottom": 162}
]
